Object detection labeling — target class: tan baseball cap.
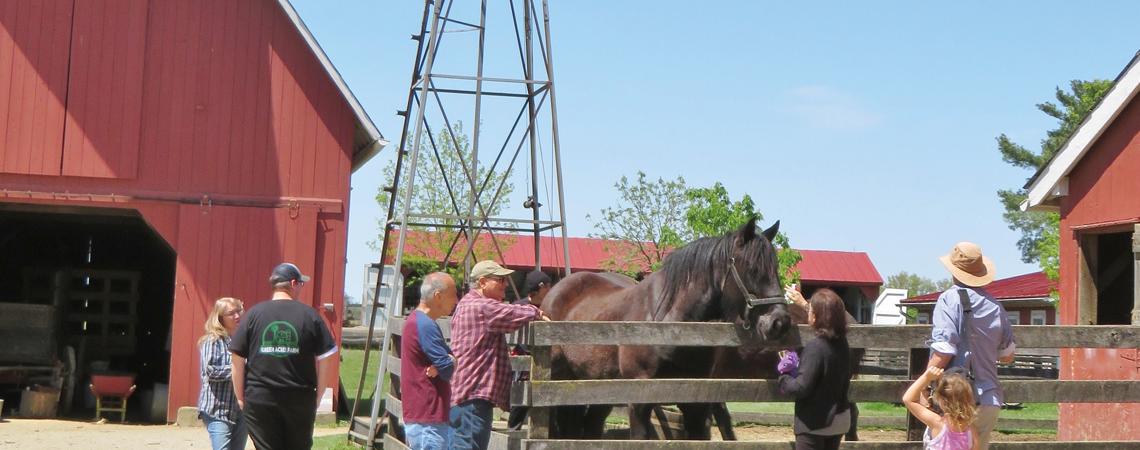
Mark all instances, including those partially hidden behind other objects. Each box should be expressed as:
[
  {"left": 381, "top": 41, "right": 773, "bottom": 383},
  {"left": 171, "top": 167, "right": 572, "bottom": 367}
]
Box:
[
  {"left": 939, "top": 242, "right": 995, "bottom": 287},
  {"left": 470, "top": 260, "right": 514, "bottom": 280}
]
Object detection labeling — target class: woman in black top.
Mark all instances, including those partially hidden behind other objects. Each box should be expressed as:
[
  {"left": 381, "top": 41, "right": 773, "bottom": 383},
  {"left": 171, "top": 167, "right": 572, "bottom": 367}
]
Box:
[{"left": 777, "top": 288, "right": 852, "bottom": 450}]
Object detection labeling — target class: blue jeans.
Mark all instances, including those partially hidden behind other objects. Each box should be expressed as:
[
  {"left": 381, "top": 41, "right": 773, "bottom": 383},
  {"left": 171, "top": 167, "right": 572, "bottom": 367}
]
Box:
[
  {"left": 405, "top": 422, "right": 451, "bottom": 450},
  {"left": 201, "top": 412, "right": 248, "bottom": 450},
  {"left": 449, "top": 399, "right": 494, "bottom": 450}
]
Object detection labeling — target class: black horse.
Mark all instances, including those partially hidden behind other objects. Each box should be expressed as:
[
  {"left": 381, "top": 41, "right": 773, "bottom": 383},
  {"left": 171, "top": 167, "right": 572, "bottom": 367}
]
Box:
[{"left": 541, "top": 218, "right": 795, "bottom": 439}]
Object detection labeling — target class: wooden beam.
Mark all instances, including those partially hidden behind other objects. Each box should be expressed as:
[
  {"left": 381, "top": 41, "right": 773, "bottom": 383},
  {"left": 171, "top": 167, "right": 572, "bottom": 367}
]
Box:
[
  {"left": 387, "top": 316, "right": 452, "bottom": 339},
  {"left": 520, "top": 440, "right": 1140, "bottom": 450},
  {"left": 519, "top": 379, "right": 1140, "bottom": 406},
  {"left": 1133, "top": 224, "right": 1140, "bottom": 325},
  {"left": 489, "top": 430, "right": 526, "bottom": 450},
  {"left": 385, "top": 393, "right": 402, "bottom": 418},
  {"left": 383, "top": 433, "right": 411, "bottom": 450},
  {"left": 1079, "top": 234, "right": 1098, "bottom": 325},
  {"left": 528, "top": 322, "right": 1140, "bottom": 349},
  {"left": 527, "top": 346, "right": 553, "bottom": 439},
  {"left": 905, "top": 347, "right": 928, "bottom": 441},
  {"left": 387, "top": 354, "right": 401, "bottom": 377}
]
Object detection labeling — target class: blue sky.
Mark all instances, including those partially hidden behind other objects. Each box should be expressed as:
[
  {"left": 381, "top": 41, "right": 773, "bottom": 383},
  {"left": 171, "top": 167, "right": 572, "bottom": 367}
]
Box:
[{"left": 289, "top": 1, "right": 1140, "bottom": 299}]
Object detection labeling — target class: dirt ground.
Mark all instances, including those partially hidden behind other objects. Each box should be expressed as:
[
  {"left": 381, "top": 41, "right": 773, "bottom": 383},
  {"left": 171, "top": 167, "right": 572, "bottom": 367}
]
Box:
[
  {"left": 0, "top": 419, "right": 1055, "bottom": 449},
  {"left": 0, "top": 419, "right": 345, "bottom": 449}
]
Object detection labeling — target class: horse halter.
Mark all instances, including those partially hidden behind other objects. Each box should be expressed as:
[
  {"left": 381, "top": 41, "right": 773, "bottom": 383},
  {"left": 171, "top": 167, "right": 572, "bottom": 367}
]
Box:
[{"left": 726, "top": 257, "right": 789, "bottom": 330}]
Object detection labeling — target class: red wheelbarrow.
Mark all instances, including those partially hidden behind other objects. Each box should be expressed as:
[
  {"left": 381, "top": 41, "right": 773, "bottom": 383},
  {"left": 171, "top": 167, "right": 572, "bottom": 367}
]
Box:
[{"left": 89, "top": 374, "right": 136, "bottom": 423}]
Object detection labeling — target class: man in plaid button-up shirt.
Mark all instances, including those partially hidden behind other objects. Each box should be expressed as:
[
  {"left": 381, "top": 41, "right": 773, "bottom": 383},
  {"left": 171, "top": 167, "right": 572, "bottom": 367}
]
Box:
[{"left": 449, "top": 260, "right": 548, "bottom": 450}]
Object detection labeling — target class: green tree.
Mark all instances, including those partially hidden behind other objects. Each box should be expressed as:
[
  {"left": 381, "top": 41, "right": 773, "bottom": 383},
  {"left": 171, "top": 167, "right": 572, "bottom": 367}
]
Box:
[
  {"left": 997, "top": 80, "right": 1112, "bottom": 280},
  {"left": 684, "top": 183, "right": 802, "bottom": 285},
  {"left": 592, "top": 176, "right": 800, "bottom": 284},
  {"left": 589, "top": 172, "right": 691, "bottom": 275},
  {"left": 374, "top": 122, "right": 515, "bottom": 284},
  {"left": 884, "top": 271, "right": 953, "bottom": 297}
]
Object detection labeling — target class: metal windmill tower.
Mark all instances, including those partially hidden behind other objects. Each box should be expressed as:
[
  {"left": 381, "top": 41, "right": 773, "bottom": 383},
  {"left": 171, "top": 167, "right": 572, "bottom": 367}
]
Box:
[{"left": 349, "top": 0, "right": 570, "bottom": 445}]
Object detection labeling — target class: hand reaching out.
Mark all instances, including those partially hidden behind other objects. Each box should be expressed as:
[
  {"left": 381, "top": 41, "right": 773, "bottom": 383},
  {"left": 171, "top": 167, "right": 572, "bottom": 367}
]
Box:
[
  {"left": 784, "top": 285, "right": 807, "bottom": 308},
  {"left": 921, "top": 365, "right": 943, "bottom": 382}
]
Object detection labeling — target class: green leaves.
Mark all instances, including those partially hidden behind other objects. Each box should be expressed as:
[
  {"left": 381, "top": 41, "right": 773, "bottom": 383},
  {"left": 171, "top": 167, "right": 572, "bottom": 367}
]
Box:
[
  {"left": 997, "top": 79, "right": 1111, "bottom": 285},
  {"left": 593, "top": 175, "right": 800, "bottom": 284},
  {"left": 885, "top": 271, "right": 953, "bottom": 297}
]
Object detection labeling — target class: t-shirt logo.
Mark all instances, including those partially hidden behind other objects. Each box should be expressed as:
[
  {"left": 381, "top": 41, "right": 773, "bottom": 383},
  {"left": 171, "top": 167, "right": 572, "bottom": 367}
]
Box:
[{"left": 259, "top": 321, "right": 300, "bottom": 357}]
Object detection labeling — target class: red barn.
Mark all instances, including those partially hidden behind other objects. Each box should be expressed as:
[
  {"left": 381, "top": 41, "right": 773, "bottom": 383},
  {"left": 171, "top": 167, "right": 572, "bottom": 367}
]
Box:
[
  {"left": 899, "top": 272, "right": 1058, "bottom": 325},
  {"left": 0, "top": 0, "right": 383, "bottom": 422},
  {"left": 1023, "top": 51, "right": 1140, "bottom": 439}
]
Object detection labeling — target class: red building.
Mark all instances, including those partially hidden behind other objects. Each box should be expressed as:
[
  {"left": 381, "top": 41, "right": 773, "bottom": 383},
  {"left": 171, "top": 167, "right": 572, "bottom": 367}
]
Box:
[
  {"left": 899, "top": 272, "right": 1057, "bottom": 325},
  {"left": 1023, "top": 52, "right": 1140, "bottom": 439},
  {"left": 0, "top": 0, "right": 384, "bottom": 421}
]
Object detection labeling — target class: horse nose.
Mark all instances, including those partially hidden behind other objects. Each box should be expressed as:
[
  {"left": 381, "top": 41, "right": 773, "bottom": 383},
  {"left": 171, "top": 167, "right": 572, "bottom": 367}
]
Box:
[{"left": 766, "top": 314, "right": 790, "bottom": 339}]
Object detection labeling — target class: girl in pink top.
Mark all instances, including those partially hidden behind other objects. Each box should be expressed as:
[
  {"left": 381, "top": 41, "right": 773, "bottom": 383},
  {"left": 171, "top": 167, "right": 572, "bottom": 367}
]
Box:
[{"left": 902, "top": 366, "right": 979, "bottom": 450}]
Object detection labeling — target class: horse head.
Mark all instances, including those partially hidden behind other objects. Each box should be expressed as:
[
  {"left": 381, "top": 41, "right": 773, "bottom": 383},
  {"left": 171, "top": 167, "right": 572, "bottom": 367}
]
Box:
[{"left": 725, "top": 218, "right": 791, "bottom": 340}]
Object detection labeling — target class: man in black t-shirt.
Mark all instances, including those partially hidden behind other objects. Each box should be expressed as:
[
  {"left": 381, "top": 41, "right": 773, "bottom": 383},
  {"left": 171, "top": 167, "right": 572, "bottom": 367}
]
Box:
[{"left": 230, "top": 262, "right": 338, "bottom": 450}]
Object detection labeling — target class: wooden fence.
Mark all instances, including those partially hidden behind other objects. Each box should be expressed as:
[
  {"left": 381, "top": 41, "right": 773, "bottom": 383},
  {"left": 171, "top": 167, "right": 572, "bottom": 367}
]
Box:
[
  {"left": 513, "top": 322, "right": 1140, "bottom": 449},
  {"left": 368, "top": 320, "right": 1140, "bottom": 449}
]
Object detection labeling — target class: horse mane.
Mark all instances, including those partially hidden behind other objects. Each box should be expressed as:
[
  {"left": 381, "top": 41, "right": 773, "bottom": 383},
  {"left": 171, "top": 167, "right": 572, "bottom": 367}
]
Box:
[{"left": 651, "top": 229, "right": 778, "bottom": 321}]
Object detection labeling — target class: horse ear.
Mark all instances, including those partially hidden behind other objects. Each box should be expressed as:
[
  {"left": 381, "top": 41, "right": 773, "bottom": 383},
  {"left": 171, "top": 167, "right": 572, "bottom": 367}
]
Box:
[
  {"left": 761, "top": 220, "right": 780, "bottom": 242},
  {"left": 735, "top": 217, "right": 758, "bottom": 245}
]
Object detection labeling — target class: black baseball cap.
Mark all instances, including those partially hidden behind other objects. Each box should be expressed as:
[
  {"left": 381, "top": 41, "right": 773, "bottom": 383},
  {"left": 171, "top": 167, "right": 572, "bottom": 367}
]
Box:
[
  {"left": 524, "top": 270, "right": 552, "bottom": 294},
  {"left": 269, "top": 262, "right": 310, "bottom": 284}
]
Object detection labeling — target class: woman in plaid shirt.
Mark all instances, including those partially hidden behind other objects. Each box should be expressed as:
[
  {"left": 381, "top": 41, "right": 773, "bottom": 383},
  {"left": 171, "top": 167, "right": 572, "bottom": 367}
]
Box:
[{"left": 198, "top": 297, "right": 247, "bottom": 450}]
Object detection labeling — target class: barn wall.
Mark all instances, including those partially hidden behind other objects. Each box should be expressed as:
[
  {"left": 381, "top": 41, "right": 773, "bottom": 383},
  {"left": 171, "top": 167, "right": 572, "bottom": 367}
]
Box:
[
  {"left": 1057, "top": 92, "right": 1140, "bottom": 440},
  {"left": 0, "top": 0, "right": 356, "bottom": 200},
  {"left": 0, "top": 0, "right": 357, "bottom": 423},
  {"left": 0, "top": 0, "right": 71, "bottom": 176}
]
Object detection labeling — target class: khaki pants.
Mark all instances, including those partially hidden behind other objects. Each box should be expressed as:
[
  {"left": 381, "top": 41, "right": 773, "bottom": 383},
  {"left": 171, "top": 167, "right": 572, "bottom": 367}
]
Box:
[{"left": 975, "top": 405, "right": 1001, "bottom": 449}]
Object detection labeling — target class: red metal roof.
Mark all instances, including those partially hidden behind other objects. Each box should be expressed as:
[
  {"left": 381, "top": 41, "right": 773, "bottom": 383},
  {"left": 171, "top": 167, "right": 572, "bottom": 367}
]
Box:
[
  {"left": 900, "top": 272, "right": 1056, "bottom": 304},
  {"left": 391, "top": 232, "right": 880, "bottom": 285},
  {"left": 794, "top": 250, "right": 883, "bottom": 285}
]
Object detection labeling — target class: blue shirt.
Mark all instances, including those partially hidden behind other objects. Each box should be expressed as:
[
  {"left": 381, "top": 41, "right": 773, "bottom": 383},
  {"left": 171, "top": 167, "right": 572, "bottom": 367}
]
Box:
[{"left": 929, "top": 285, "right": 1017, "bottom": 406}]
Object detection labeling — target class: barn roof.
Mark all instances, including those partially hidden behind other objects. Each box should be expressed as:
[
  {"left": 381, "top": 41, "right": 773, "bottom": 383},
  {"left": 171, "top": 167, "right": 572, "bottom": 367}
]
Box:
[
  {"left": 900, "top": 271, "right": 1056, "bottom": 305},
  {"left": 795, "top": 250, "right": 883, "bottom": 286},
  {"left": 388, "top": 232, "right": 881, "bottom": 285},
  {"left": 1023, "top": 51, "right": 1140, "bottom": 211},
  {"left": 278, "top": 0, "right": 387, "bottom": 172}
]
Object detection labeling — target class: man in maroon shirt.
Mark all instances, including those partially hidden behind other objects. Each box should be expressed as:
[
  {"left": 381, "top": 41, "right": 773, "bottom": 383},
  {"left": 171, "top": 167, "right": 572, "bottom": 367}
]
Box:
[
  {"left": 401, "top": 272, "right": 458, "bottom": 450},
  {"left": 449, "top": 261, "right": 549, "bottom": 450}
]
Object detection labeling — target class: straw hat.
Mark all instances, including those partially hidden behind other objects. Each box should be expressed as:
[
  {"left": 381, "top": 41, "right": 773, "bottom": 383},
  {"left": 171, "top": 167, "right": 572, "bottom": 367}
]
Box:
[{"left": 938, "top": 242, "right": 995, "bottom": 287}]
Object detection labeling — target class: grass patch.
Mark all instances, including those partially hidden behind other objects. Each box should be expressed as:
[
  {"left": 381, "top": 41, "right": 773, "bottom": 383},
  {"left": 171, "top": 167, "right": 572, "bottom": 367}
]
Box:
[
  {"left": 340, "top": 348, "right": 387, "bottom": 404},
  {"left": 312, "top": 434, "right": 360, "bottom": 450}
]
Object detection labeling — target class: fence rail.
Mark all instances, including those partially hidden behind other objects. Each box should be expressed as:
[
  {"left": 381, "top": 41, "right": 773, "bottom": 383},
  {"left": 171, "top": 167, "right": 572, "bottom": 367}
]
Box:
[
  {"left": 375, "top": 317, "right": 1140, "bottom": 448},
  {"left": 527, "top": 322, "right": 1140, "bottom": 348},
  {"left": 517, "top": 321, "right": 1140, "bottom": 447}
]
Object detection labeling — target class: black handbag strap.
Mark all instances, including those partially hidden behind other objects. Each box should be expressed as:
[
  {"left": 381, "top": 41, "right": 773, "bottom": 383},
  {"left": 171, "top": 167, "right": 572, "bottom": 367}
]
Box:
[{"left": 957, "top": 289, "right": 973, "bottom": 376}]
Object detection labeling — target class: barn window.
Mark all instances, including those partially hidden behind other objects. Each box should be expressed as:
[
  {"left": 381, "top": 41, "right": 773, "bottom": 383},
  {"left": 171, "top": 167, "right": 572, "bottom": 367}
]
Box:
[
  {"left": 1006, "top": 311, "right": 1021, "bottom": 325},
  {"left": 1077, "top": 228, "right": 1137, "bottom": 325},
  {"left": 916, "top": 312, "right": 930, "bottom": 324},
  {"left": 1031, "top": 309, "right": 1047, "bottom": 325}
]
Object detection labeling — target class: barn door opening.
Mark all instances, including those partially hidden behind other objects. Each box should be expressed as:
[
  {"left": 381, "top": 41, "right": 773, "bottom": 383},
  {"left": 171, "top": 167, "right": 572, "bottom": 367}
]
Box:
[
  {"left": 1079, "top": 229, "right": 1136, "bottom": 325},
  {"left": 0, "top": 204, "right": 175, "bottom": 422}
]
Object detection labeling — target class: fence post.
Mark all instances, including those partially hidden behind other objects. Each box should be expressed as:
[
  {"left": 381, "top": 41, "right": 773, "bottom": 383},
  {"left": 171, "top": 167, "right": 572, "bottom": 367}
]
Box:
[
  {"left": 527, "top": 344, "right": 552, "bottom": 439},
  {"left": 907, "top": 347, "right": 930, "bottom": 441}
]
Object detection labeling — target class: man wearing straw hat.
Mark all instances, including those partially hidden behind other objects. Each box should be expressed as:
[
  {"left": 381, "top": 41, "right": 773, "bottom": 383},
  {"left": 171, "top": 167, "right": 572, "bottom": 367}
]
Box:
[{"left": 927, "top": 242, "right": 1017, "bottom": 449}]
